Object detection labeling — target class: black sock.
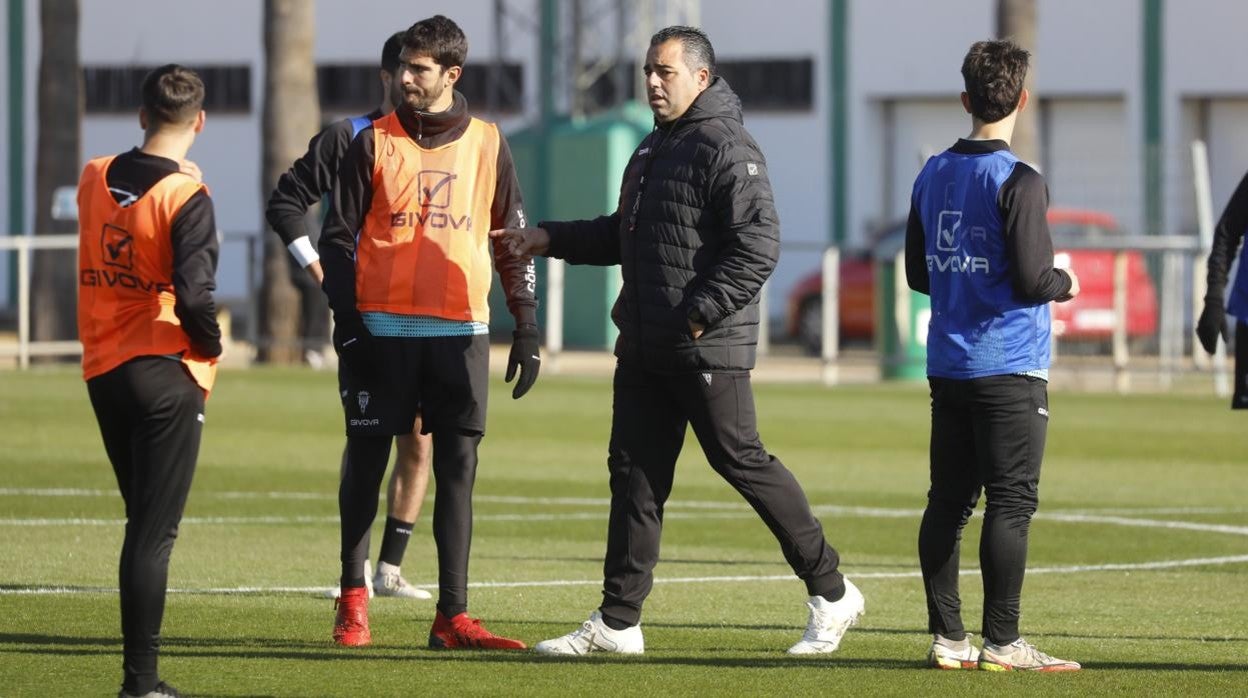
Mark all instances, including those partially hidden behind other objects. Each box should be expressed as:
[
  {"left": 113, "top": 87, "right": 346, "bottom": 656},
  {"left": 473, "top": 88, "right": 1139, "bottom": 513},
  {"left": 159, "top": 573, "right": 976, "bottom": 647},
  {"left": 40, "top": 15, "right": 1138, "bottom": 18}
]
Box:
[
  {"left": 819, "top": 582, "right": 846, "bottom": 604},
  {"left": 378, "top": 516, "right": 414, "bottom": 567},
  {"left": 941, "top": 630, "right": 968, "bottom": 642},
  {"left": 438, "top": 602, "right": 467, "bottom": 619},
  {"left": 600, "top": 612, "right": 634, "bottom": 631},
  {"left": 342, "top": 576, "right": 367, "bottom": 589}
]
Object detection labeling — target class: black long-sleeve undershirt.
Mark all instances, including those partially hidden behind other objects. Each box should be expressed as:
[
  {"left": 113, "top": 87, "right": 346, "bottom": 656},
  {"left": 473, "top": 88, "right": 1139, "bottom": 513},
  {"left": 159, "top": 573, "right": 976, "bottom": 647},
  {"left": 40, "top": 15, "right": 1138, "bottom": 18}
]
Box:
[
  {"left": 1206, "top": 170, "right": 1248, "bottom": 301},
  {"left": 265, "top": 109, "right": 384, "bottom": 248}
]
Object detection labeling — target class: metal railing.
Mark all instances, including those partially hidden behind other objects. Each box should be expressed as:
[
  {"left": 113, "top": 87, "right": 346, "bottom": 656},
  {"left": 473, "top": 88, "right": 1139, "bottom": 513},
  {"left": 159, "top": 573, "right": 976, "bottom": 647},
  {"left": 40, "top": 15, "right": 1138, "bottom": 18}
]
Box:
[
  {"left": 0, "top": 234, "right": 80, "bottom": 368},
  {"left": 1049, "top": 235, "right": 1203, "bottom": 392},
  {"left": 0, "top": 231, "right": 1221, "bottom": 395},
  {"left": 0, "top": 231, "right": 262, "bottom": 369}
]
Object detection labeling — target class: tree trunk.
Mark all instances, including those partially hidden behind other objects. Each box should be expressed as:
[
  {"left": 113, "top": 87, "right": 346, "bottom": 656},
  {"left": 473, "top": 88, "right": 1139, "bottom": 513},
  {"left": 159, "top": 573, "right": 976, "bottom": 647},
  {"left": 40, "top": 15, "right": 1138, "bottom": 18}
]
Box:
[
  {"left": 997, "top": 0, "right": 1040, "bottom": 167},
  {"left": 259, "top": 0, "right": 320, "bottom": 363},
  {"left": 32, "top": 0, "right": 81, "bottom": 350}
]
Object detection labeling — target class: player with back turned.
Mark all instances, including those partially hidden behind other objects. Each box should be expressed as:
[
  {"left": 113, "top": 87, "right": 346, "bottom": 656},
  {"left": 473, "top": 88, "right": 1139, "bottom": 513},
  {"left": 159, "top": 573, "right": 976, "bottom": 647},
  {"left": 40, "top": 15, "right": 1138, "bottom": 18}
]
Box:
[
  {"left": 77, "top": 64, "right": 221, "bottom": 698},
  {"left": 905, "top": 39, "right": 1082, "bottom": 672}
]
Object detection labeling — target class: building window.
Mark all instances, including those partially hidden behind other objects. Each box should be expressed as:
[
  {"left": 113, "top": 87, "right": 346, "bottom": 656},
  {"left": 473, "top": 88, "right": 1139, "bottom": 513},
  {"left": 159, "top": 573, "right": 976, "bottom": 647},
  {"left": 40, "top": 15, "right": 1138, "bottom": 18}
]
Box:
[
  {"left": 84, "top": 65, "right": 252, "bottom": 114},
  {"left": 580, "top": 58, "right": 815, "bottom": 114},
  {"left": 316, "top": 63, "right": 524, "bottom": 114},
  {"left": 718, "top": 58, "right": 814, "bottom": 111}
]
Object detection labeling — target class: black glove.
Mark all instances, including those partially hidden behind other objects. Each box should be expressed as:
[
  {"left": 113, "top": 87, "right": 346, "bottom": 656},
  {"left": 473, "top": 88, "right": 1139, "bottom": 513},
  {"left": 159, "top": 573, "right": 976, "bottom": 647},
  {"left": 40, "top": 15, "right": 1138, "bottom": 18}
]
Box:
[
  {"left": 506, "top": 325, "right": 541, "bottom": 399},
  {"left": 1196, "top": 298, "right": 1228, "bottom": 355},
  {"left": 332, "top": 312, "right": 377, "bottom": 379}
]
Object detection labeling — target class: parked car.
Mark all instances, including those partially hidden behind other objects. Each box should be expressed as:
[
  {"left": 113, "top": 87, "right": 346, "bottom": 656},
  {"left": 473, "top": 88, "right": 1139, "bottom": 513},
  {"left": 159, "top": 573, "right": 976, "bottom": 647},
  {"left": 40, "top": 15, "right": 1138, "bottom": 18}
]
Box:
[{"left": 785, "top": 209, "right": 1159, "bottom": 354}]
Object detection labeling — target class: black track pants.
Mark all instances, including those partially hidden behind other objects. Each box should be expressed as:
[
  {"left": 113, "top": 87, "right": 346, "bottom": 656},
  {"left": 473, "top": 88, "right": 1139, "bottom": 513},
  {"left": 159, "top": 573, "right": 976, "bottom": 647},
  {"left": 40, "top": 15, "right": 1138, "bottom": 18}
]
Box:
[
  {"left": 88, "top": 357, "right": 206, "bottom": 696},
  {"left": 918, "top": 375, "right": 1048, "bottom": 645},
  {"left": 598, "top": 364, "right": 843, "bottom": 626}
]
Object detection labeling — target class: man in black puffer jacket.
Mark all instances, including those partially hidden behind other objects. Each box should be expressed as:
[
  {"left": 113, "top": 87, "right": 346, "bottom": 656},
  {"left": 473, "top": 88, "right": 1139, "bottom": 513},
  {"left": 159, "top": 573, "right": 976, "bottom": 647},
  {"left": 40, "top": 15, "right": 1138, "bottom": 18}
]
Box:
[{"left": 491, "top": 26, "right": 863, "bottom": 656}]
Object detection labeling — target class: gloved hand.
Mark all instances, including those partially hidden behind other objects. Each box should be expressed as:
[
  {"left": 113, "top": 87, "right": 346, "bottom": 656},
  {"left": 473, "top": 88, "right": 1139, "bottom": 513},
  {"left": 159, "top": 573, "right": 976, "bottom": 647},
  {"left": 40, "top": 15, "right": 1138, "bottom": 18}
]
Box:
[
  {"left": 1196, "top": 299, "right": 1228, "bottom": 355},
  {"left": 333, "top": 312, "right": 377, "bottom": 379},
  {"left": 506, "top": 324, "right": 541, "bottom": 399}
]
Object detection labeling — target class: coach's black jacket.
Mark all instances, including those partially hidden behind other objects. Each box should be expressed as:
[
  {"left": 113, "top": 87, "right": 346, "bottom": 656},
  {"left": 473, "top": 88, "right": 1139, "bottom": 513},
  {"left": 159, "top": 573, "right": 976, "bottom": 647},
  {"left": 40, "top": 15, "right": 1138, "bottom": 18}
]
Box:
[{"left": 543, "top": 77, "right": 778, "bottom": 373}]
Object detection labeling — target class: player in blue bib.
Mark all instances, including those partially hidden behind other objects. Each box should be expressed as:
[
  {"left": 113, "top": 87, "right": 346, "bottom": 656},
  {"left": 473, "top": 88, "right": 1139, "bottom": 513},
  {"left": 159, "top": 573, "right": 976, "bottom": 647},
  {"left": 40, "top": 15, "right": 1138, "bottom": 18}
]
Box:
[{"left": 905, "top": 39, "right": 1082, "bottom": 672}]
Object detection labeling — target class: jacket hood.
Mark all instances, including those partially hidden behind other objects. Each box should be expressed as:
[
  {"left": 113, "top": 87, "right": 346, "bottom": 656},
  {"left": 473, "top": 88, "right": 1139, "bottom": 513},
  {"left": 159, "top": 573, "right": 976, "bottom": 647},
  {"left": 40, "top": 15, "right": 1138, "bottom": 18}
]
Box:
[{"left": 659, "top": 76, "right": 743, "bottom": 128}]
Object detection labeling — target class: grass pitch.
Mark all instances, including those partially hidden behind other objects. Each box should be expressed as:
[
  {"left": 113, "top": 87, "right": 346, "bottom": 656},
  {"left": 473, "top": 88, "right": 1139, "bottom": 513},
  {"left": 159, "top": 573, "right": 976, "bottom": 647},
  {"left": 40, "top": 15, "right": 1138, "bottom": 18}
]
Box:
[{"left": 0, "top": 365, "right": 1244, "bottom": 696}]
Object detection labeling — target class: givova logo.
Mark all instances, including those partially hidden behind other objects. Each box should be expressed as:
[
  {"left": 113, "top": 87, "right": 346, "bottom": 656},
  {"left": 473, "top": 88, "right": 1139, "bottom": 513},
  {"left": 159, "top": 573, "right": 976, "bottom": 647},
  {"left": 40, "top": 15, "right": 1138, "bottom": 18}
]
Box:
[
  {"left": 936, "top": 210, "right": 961, "bottom": 252},
  {"left": 418, "top": 170, "right": 456, "bottom": 209},
  {"left": 388, "top": 170, "right": 473, "bottom": 231},
  {"left": 928, "top": 209, "right": 990, "bottom": 273},
  {"left": 101, "top": 224, "right": 134, "bottom": 270}
]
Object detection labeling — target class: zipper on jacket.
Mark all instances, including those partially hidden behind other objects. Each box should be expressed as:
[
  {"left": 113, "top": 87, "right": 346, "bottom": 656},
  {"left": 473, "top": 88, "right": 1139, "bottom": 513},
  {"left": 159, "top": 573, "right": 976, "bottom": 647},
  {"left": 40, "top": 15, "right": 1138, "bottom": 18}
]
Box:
[{"left": 628, "top": 121, "right": 676, "bottom": 367}]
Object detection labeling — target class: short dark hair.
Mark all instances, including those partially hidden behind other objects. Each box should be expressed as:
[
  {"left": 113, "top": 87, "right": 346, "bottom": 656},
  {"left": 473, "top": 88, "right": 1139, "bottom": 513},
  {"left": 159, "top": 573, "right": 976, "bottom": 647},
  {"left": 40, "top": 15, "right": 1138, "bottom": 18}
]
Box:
[
  {"left": 960, "top": 40, "right": 1029, "bottom": 124},
  {"left": 140, "top": 64, "right": 204, "bottom": 127},
  {"left": 381, "top": 31, "right": 405, "bottom": 73},
  {"left": 402, "top": 15, "right": 467, "bottom": 68},
  {"left": 650, "top": 25, "right": 716, "bottom": 75}
]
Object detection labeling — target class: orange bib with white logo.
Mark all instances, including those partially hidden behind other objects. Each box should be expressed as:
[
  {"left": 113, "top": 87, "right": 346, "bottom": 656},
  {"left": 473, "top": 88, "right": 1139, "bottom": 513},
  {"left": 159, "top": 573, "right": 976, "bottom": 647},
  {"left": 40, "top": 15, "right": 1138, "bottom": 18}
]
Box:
[
  {"left": 76, "top": 155, "right": 217, "bottom": 393},
  {"left": 355, "top": 113, "right": 499, "bottom": 322}
]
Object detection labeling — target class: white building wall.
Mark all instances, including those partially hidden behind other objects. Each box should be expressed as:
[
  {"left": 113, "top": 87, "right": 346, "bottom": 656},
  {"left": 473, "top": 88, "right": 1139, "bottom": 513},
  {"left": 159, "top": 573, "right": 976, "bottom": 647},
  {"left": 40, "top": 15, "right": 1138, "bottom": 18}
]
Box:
[
  {"left": 849, "top": 0, "right": 993, "bottom": 262},
  {"left": 7, "top": 0, "right": 1248, "bottom": 320},
  {"left": 701, "top": 0, "right": 830, "bottom": 316},
  {"left": 1166, "top": 2, "right": 1248, "bottom": 235}
]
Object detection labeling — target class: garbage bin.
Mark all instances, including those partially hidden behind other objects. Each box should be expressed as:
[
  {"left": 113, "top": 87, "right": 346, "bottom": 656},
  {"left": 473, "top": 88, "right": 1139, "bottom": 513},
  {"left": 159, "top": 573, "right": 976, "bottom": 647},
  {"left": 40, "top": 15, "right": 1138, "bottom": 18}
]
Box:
[
  {"left": 875, "top": 239, "right": 930, "bottom": 380},
  {"left": 491, "top": 103, "right": 653, "bottom": 348}
]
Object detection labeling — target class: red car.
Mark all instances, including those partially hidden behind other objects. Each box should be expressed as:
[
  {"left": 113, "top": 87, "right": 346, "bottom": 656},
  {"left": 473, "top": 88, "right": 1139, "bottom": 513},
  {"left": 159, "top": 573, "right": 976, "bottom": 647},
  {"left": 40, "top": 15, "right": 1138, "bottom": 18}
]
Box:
[{"left": 785, "top": 209, "right": 1159, "bottom": 353}]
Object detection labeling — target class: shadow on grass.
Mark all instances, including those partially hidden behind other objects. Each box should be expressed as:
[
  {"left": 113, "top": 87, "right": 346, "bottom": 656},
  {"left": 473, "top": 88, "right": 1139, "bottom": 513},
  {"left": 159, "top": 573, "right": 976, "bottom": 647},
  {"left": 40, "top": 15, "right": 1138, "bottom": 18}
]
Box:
[
  {"left": 4, "top": 642, "right": 1247, "bottom": 672},
  {"left": 0, "top": 642, "right": 921, "bottom": 669},
  {"left": 474, "top": 555, "right": 910, "bottom": 570},
  {"left": 0, "top": 633, "right": 118, "bottom": 647}
]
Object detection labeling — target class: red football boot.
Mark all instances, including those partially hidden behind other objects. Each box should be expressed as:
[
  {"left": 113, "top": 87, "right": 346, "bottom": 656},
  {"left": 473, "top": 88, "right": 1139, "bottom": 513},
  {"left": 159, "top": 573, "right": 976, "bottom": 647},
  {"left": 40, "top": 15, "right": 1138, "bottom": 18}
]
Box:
[
  {"left": 428, "top": 611, "right": 526, "bottom": 650},
  {"left": 333, "top": 586, "right": 371, "bottom": 647}
]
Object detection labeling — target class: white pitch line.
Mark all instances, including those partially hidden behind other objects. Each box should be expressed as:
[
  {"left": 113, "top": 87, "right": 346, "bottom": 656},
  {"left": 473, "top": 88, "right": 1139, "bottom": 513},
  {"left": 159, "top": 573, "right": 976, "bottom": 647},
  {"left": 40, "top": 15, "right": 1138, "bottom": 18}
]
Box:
[
  {"left": 1038, "top": 512, "right": 1248, "bottom": 537},
  {"left": 4, "top": 554, "right": 1246, "bottom": 596},
  {"left": 4, "top": 508, "right": 1248, "bottom": 536},
  {"left": 2, "top": 488, "right": 1244, "bottom": 518}
]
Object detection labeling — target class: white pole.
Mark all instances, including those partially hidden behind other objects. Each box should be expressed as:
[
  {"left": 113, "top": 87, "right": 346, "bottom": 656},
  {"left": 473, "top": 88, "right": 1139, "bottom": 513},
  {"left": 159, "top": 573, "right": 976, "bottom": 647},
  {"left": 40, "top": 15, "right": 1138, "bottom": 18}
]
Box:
[
  {"left": 1159, "top": 251, "right": 1180, "bottom": 388},
  {"left": 821, "top": 246, "right": 839, "bottom": 386},
  {"left": 1191, "top": 140, "right": 1230, "bottom": 395},
  {"left": 1112, "top": 251, "right": 1130, "bottom": 393},
  {"left": 17, "top": 236, "right": 31, "bottom": 370},
  {"left": 546, "top": 257, "right": 564, "bottom": 371}
]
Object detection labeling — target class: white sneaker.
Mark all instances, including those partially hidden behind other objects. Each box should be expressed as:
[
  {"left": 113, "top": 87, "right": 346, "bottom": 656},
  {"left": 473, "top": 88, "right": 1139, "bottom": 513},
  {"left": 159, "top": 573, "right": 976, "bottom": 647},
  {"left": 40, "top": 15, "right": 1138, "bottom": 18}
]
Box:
[
  {"left": 372, "top": 561, "right": 432, "bottom": 599},
  {"left": 534, "top": 611, "right": 645, "bottom": 656},
  {"left": 786, "top": 578, "right": 865, "bottom": 654},
  {"left": 979, "top": 637, "right": 1080, "bottom": 672},
  {"left": 326, "top": 559, "right": 374, "bottom": 599},
  {"left": 928, "top": 633, "right": 980, "bottom": 670}
]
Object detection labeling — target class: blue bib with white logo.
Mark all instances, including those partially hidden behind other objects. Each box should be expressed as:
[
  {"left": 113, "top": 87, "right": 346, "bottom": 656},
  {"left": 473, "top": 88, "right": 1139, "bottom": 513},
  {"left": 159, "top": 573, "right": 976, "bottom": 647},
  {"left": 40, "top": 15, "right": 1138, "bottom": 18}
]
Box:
[{"left": 913, "top": 148, "right": 1051, "bottom": 379}]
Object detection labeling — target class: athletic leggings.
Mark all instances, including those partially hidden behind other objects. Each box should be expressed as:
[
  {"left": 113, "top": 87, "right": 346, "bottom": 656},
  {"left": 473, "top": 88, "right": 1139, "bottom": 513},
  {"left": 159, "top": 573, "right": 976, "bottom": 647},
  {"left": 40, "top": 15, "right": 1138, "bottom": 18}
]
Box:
[
  {"left": 918, "top": 375, "right": 1048, "bottom": 645},
  {"left": 88, "top": 357, "right": 205, "bottom": 695},
  {"left": 340, "top": 430, "right": 480, "bottom": 617}
]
